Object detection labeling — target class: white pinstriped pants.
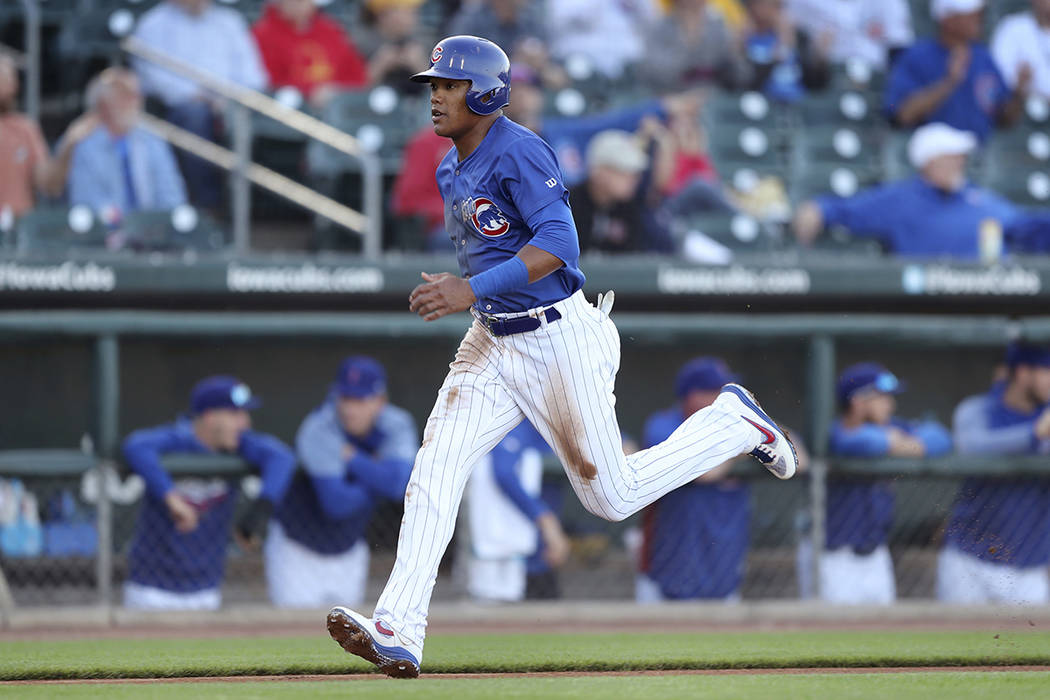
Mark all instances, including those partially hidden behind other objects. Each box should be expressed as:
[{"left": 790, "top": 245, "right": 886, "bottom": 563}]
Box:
[{"left": 373, "top": 290, "right": 757, "bottom": 659}]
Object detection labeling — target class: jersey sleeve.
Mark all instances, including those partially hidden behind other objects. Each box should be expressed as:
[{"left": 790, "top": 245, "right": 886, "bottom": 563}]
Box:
[
  {"left": 121, "top": 425, "right": 185, "bottom": 500},
  {"left": 295, "top": 407, "right": 346, "bottom": 479},
  {"left": 907, "top": 420, "right": 953, "bottom": 457},
  {"left": 237, "top": 431, "right": 297, "bottom": 504},
  {"left": 953, "top": 394, "right": 1037, "bottom": 455},
  {"left": 816, "top": 184, "right": 900, "bottom": 243},
  {"left": 500, "top": 137, "right": 570, "bottom": 222},
  {"left": 884, "top": 46, "right": 925, "bottom": 119},
  {"left": 829, "top": 423, "right": 892, "bottom": 457}
]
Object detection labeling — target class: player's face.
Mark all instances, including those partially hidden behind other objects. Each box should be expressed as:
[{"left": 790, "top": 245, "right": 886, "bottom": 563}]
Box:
[
  {"left": 199, "top": 408, "right": 251, "bottom": 452},
  {"left": 864, "top": 393, "right": 896, "bottom": 425},
  {"left": 682, "top": 389, "right": 720, "bottom": 418},
  {"left": 429, "top": 78, "right": 477, "bottom": 139},
  {"left": 1028, "top": 366, "right": 1050, "bottom": 405},
  {"left": 337, "top": 394, "right": 386, "bottom": 438},
  {"left": 944, "top": 10, "right": 982, "bottom": 41}
]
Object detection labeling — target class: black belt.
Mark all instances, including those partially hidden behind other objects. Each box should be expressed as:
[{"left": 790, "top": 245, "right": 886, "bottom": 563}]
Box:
[{"left": 474, "top": 306, "right": 562, "bottom": 336}]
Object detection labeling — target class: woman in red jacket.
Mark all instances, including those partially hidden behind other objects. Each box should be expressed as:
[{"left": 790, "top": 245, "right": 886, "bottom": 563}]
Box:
[{"left": 252, "top": 0, "right": 368, "bottom": 107}]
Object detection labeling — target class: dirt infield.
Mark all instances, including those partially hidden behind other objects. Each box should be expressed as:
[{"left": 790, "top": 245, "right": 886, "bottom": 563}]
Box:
[{"left": 3, "top": 666, "right": 1050, "bottom": 686}]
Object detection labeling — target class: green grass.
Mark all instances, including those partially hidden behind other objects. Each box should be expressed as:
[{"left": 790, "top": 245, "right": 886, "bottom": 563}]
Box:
[
  {"left": 2, "top": 630, "right": 1049, "bottom": 680},
  {"left": 4, "top": 672, "right": 1050, "bottom": 699}
]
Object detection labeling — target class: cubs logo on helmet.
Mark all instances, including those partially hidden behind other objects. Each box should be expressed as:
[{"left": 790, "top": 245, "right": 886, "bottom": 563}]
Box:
[
  {"left": 467, "top": 197, "right": 510, "bottom": 237},
  {"left": 431, "top": 45, "right": 443, "bottom": 65}
]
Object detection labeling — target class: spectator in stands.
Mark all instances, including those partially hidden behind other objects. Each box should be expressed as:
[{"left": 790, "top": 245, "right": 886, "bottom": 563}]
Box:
[
  {"left": 569, "top": 129, "right": 673, "bottom": 253},
  {"left": 354, "top": 0, "right": 431, "bottom": 96},
  {"left": 252, "top": 0, "right": 369, "bottom": 108},
  {"left": 811, "top": 363, "right": 950, "bottom": 605},
  {"left": 466, "top": 420, "right": 569, "bottom": 602},
  {"left": 885, "top": 0, "right": 1029, "bottom": 143},
  {"left": 792, "top": 122, "right": 1024, "bottom": 259},
  {"left": 640, "top": 0, "right": 753, "bottom": 93},
  {"left": 132, "top": 0, "right": 268, "bottom": 209},
  {"left": 0, "top": 54, "right": 87, "bottom": 217},
  {"left": 502, "top": 62, "right": 703, "bottom": 186},
  {"left": 122, "top": 376, "right": 295, "bottom": 610},
  {"left": 448, "top": 0, "right": 547, "bottom": 58},
  {"left": 544, "top": 0, "right": 659, "bottom": 80},
  {"left": 939, "top": 342, "right": 1050, "bottom": 604},
  {"left": 265, "top": 356, "right": 416, "bottom": 608},
  {"left": 390, "top": 125, "right": 451, "bottom": 250},
  {"left": 635, "top": 358, "right": 753, "bottom": 602},
  {"left": 785, "top": 0, "right": 912, "bottom": 70},
  {"left": 742, "top": 0, "right": 832, "bottom": 102},
  {"left": 68, "top": 69, "right": 187, "bottom": 219},
  {"left": 991, "top": 0, "right": 1050, "bottom": 100}
]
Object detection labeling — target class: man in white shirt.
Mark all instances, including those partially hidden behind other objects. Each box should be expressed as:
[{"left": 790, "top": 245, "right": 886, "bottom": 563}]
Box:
[
  {"left": 132, "top": 0, "right": 268, "bottom": 208},
  {"left": 785, "top": 0, "right": 913, "bottom": 70},
  {"left": 991, "top": 0, "right": 1050, "bottom": 99},
  {"left": 544, "top": 0, "right": 659, "bottom": 80}
]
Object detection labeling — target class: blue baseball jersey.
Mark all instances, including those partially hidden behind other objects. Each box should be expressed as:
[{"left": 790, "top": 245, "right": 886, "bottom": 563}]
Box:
[
  {"left": 640, "top": 406, "right": 750, "bottom": 599},
  {"left": 826, "top": 417, "right": 951, "bottom": 553},
  {"left": 437, "top": 116, "right": 585, "bottom": 313},
  {"left": 122, "top": 418, "right": 296, "bottom": 593},
  {"left": 278, "top": 398, "right": 416, "bottom": 555},
  {"left": 885, "top": 39, "right": 1010, "bottom": 142},
  {"left": 947, "top": 387, "right": 1050, "bottom": 568}
]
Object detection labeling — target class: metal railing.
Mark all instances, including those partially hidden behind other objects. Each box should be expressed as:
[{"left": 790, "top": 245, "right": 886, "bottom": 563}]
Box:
[
  {"left": 121, "top": 38, "right": 383, "bottom": 257},
  {"left": 2, "top": 310, "right": 1050, "bottom": 620}
]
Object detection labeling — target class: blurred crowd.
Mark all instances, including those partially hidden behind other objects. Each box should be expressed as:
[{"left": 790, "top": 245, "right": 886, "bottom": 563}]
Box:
[
  {"left": 1, "top": 0, "right": 1049, "bottom": 258},
  {"left": 7, "top": 338, "right": 1035, "bottom": 609}
]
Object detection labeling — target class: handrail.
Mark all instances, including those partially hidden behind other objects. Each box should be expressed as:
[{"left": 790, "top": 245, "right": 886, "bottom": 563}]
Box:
[
  {"left": 121, "top": 37, "right": 382, "bottom": 257},
  {"left": 139, "top": 113, "right": 368, "bottom": 234},
  {"left": 16, "top": 0, "right": 40, "bottom": 121}
]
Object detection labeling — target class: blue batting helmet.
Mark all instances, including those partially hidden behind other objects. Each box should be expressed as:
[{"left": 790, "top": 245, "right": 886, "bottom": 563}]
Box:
[{"left": 411, "top": 35, "right": 510, "bottom": 116}]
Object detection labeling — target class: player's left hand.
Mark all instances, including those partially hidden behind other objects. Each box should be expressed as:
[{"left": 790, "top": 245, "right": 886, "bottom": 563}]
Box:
[{"left": 408, "top": 272, "right": 476, "bottom": 321}]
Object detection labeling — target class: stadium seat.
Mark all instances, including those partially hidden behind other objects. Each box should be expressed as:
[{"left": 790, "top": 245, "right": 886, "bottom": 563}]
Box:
[
  {"left": 707, "top": 124, "right": 784, "bottom": 169},
  {"left": 307, "top": 87, "right": 426, "bottom": 177},
  {"left": 704, "top": 91, "right": 780, "bottom": 129},
  {"left": 993, "top": 169, "right": 1050, "bottom": 207},
  {"left": 14, "top": 207, "right": 110, "bottom": 253},
  {"left": 790, "top": 164, "right": 882, "bottom": 203},
  {"left": 793, "top": 125, "right": 882, "bottom": 173},
  {"left": 117, "top": 208, "right": 228, "bottom": 252},
  {"left": 797, "top": 90, "right": 881, "bottom": 127},
  {"left": 673, "top": 210, "right": 782, "bottom": 252}
]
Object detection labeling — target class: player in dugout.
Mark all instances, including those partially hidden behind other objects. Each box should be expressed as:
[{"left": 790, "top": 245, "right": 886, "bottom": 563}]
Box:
[
  {"left": 265, "top": 356, "right": 417, "bottom": 608},
  {"left": 122, "top": 375, "right": 295, "bottom": 610},
  {"left": 812, "top": 363, "right": 951, "bottom": 604},
  {"left": 327, "top": 35, "right": 799, "bottom": 678}
]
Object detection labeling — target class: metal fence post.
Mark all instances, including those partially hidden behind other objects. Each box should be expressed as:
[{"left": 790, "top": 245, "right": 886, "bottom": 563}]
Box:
[
  {"left": 94, "top": 335, "right": 120, "bottom": 613},
  {"left": 230, "top": 103, "right": 253, "bottom": 253},
  {"left": 18, "top": 0, "right": 41, "bottom": 122},
  {"left": 806, "top": 333, "right": 835, "bottom": 600},
  {"left": 362, "top": 152, "right": 383, "bottom": 258}
]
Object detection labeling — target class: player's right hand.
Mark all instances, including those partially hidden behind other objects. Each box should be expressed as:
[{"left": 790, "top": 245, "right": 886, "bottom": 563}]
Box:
[
  {"left": 408, "top": 272, "right": 476, "bottom": 321},
  {"left": 164, "top": 491, "right": 199, "bottom": 533}
]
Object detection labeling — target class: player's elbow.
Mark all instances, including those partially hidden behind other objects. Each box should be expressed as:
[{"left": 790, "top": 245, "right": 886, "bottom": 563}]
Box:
[{"left": 581, "top": 499, "right": 630, "bottom": 523}]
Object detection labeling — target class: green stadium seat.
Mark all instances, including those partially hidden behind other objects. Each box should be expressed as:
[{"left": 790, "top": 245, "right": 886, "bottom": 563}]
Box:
[
  {"left": 707, "top": 125, "right": 784, "bottom": 169},
  {"left": 794, "top": 125, "right": 882, "bottom": 170},
  {"left": 992, "top": 169, "right": 1050, "bottom": 207},
  {"left": 14, "top": 207, "right": 110, "bottom": 253},
  {"left": 791, "top": 164, "right": 882, "bottom": 203},
  {"left": 797, "top": 90, "right": 881, "bottom": 127},
  {"left": 674, "top": 210, "right": 782, "bottom": 252},
  {"left": 704, "top": 91, "right": 780, "bottom": 128},
  {"left": 307, "top": 87, "right": 426, "bottom": 177},
  {"left": 117, "top": 208, "right": 228, "bottom": 252}
]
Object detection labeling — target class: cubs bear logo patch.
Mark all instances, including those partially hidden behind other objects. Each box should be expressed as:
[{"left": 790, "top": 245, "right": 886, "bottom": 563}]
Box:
[{"left": 466, "top": 197, "right": 511, "bottom": 237}]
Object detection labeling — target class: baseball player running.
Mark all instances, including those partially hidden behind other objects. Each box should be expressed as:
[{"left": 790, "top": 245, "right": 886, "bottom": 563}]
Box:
[{"left": 328, "top": 35, "right": 798, "bottom": 678}]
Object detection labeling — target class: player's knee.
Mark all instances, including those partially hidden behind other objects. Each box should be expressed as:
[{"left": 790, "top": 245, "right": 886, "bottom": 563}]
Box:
[{"left": 583, "top": 499, "right": 629, "bottom": 523}]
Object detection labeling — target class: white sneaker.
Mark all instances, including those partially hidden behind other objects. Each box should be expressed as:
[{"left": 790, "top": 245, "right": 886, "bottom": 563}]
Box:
[
  {"left": 327, "top": 606, "right": 421, "bottom": 678},
  {"left": 716, "top": 383, "right": 798, "bottom": 480}
]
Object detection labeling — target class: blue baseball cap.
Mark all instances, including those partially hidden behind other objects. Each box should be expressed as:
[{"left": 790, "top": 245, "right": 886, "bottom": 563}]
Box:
[
  {"left": 837, "top": 363, "right": 904, "bottom": 407},
  {"left": 189, "top": 375, "right": 261, "bottom": 415},
  {"left": 334, "top": 356, "right": 387, "bottom": 398},
  {"left": 1005, "top": 342, "right": 1050, "bottom": 369},
  {"left": 675, "top": 357, "right": 739, "bottom": 398}
]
